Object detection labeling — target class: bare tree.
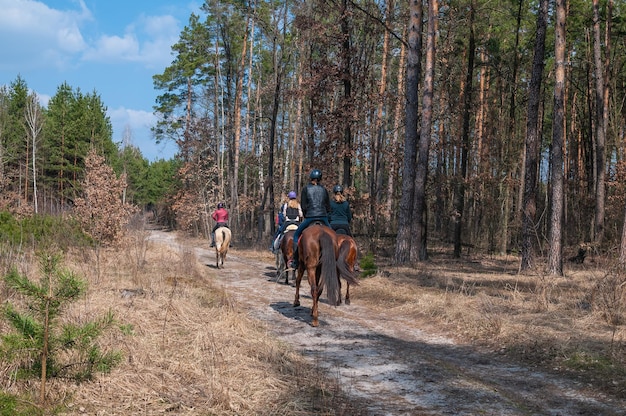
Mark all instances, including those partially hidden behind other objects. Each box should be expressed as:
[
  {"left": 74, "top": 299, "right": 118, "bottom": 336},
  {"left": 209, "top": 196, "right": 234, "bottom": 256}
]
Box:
[{"left": 25, "top": 93, "right": 43, "bottom": 214}]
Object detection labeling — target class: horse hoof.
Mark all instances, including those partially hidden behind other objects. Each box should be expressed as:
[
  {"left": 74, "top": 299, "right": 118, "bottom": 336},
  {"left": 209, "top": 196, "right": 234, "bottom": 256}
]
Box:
[
  {"left": 345, "top": 299, "right": 350, "bottom": 305},
  {"left": 293, "top": 301, "right": 300, "bottom": 307},
  {"left": 311, "top": 320, "right": 319, "bottom": 327}
]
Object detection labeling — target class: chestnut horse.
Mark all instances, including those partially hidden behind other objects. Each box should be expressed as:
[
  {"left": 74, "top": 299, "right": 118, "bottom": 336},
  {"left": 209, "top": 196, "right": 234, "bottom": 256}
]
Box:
[
  {"left": 214, "top": 226, "right": 231, "bottom": 269},
  {"left": 336, "top": 234, "right": 359, "bottom": 305},
  {"left": 276, "top": 229, "right": 296, "bottom": 284},
  {"left": 293, "top": 224, "right": 340, "bottom": 327}
]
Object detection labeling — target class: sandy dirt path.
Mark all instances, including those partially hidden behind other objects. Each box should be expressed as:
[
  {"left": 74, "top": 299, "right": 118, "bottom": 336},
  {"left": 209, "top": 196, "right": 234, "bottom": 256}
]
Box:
[{"left": 150, "top": 230, "right": 626, "bottom": 416}]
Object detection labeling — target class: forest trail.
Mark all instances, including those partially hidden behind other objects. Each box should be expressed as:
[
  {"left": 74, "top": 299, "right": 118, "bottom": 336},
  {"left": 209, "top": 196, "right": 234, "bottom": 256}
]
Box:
[{"left": 149, "top": 230, "right": 626, "bottom": 416}]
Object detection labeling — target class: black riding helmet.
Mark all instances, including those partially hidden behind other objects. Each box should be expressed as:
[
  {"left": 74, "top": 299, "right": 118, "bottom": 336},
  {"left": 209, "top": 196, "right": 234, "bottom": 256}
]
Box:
[
  {"left": 333, "top": 185, "right": 343, "bottom": 194},
  {"left": 310, "top": 169, "right": 322, "bottom": 180},
  {"left": 217, "top": 202, "right": 225, "bottom": 209}
]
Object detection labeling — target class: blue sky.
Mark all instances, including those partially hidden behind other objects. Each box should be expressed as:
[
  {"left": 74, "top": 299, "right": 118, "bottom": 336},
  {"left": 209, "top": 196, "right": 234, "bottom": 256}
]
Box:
[{"left": 0, "top": 0, "right": 203, "bottom": 161}]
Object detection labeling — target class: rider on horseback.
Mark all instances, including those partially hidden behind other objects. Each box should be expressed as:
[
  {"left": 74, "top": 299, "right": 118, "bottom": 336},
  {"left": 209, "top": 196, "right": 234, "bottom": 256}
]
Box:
[
  {"left": 270, "top": 190, "right": 303, "bottom": 253},
  {"left": 210, "top": 202, "right": 229, "bottom": 247},
  {"left": 329, "top": 184, "right": 353, "bottom": 236},
  {"left": 289, "top": 169, "right": 331, "bottom": 269}
]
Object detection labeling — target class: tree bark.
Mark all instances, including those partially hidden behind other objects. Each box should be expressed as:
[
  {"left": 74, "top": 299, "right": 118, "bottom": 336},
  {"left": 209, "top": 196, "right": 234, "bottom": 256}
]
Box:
[
  {"left": 395, "top": 0, "right": 422, "bottom": 265},
  {"left": 520, "top": 0, "right": 548, "bottom": 272},
  {"left": 453, "top": 2, "right": 475, "bottom": 258},
  {"left": 410, "top": 0, "right": 438, "bottom": 263},
  {"left": 386, "top": 29, "right": 406, "bottom": 224},
  {"left": 370, "top": 0, "right": 393, "bottom": 225},
  {"left": 548, "top": 0, "right": 567, "bottom": 276},
  {"left": 592, "top": 0, "right": 606, "bottom": 244},
  {"left": 341, "top": 0, "right": 353, "bottom": 188}
]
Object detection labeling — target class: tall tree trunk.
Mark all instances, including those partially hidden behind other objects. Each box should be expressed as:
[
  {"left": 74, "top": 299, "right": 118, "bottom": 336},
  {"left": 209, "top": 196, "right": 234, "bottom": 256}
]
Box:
[
  {"left": 395, "top": 0, "right": 423, "bottom": 265},
  {"left": 510, "top": 0, "right": 524, "bottom": 246},
  {"left": 387, "top": 32, "right": 407, "bottom": 223},
  {"left": 592, "top": 0, "right": 606, "bottom": 244},
  {"left": 232, "top": 16, "right": 250, "bottom": 221},
  {"left": 453, "top": 3, "right": 475, "bottom": 258},
  {"left": 341, "top": 0, "right": 353, "bottom": 188},
  {"left": 25, "top": 94, "right": 42, "bottom": 214},
  {"left": 371, "top": 0, "right": 393, "bottom": 225},
  {"left": 548, "top": 0, "right": 567, "bottom": 275},
  {"left": 266, "top": 45, "right": 283, "bottom": 238},
  {"left": 410, "top": 0, "right": 438, "bottom": 262},
  {"left": 521, "top": 0, "right": 548, "bottom": 272}
]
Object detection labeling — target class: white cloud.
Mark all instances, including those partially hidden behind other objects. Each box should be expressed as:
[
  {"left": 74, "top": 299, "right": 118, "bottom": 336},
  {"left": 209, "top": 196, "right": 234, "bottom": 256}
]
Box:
[
  {"left": 0, "top": 0, "right": 90, "bottom": 70},
  {"left": 82, "top": 14, "right": 179, "bottom": 68},
  {"left": 0, "top": 0, "right": 179, "bottom": 71},
  {"left": 109, "top": 106, "right": 156, "bottom": 134},
  {"left": 82, "top": 33, "right": 140, "bottom": 62}
]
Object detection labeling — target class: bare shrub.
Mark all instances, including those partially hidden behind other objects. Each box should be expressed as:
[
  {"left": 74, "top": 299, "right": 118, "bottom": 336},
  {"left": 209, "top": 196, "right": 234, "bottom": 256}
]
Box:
[
  {"left": 123, "top": 214, "right": 151, "bottom": 285},
  {"left": 592, "top": 267, "right": 626, "bottom": 350}
]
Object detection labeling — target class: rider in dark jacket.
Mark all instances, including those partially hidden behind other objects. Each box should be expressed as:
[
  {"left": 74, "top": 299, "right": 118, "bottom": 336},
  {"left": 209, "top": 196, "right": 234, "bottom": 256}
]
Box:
[
  {"left": 329, "top": 184, "right": 352, "bottom": 236},
  {"left": 290, "top": 169, "right": 331, "bottom": 268}
]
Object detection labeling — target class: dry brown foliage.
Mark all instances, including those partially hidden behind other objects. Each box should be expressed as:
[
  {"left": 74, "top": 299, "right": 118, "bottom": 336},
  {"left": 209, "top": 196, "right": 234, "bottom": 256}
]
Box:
[
  {"left": 1, "top": 228, "right": 362, "bottom": 415},
  {"left": 73, "top": 150, "right": 138, "bottom": 246}
]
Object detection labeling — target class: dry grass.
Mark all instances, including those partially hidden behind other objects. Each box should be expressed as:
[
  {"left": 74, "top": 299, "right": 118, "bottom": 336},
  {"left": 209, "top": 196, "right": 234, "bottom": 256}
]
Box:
[
  {"left": 0, "top": 231, "right": 365, "bottom": 415},
  {"left": 354, "top": 247, "right": 626, "bottom": 398}
]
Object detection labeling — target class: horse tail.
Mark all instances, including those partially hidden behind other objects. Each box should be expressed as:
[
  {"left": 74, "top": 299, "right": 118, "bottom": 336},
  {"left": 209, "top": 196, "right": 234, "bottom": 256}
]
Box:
[
  {"left": 221, "top": 228, "right": 231, "bottom": 251},
  {"left": 337, "top": 241, "right": 359, "bottom": 286},
  {"left": 319, "top": 231, "right": 340, "bottom": 306}
]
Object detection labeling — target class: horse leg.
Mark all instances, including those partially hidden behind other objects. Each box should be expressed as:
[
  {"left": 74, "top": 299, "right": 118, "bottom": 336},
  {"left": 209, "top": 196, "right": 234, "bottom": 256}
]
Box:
[
  {"left": 284, "top": 251, "right": 291, "bottom": 285},
  {"left": 276, "top": 253, "right": 282, "bottom": 280},
  {"left": 337, "top": 276, "right": 343, "bottom": 305},
  {"left": 309, "top": 266, "right": 320, "bottom": 327},
  {"left": 293, "top": 267, "right": 304, "bottom": 307}
]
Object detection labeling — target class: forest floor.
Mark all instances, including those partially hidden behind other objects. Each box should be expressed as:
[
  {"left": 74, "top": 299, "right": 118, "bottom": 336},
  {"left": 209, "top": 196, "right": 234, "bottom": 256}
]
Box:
[{"left": 149, "top": 229, "right": 626, "bottom": 416}]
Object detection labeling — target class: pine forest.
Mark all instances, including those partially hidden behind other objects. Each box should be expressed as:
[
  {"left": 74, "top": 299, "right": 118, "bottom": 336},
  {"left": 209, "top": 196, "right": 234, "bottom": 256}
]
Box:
[{"left": 1, "top": 0, "right": 626, "bottom": 272}]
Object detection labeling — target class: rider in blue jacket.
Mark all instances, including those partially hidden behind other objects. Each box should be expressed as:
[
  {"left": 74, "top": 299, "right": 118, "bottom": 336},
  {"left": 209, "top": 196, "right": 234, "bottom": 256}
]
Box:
[{"left": 290, "top": 169, "right": 331, "bottom": 268}]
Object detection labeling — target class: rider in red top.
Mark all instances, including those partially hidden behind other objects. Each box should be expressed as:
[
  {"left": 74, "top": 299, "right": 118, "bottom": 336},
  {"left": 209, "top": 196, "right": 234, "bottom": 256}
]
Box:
[{"left": 210, "top": 203, "right": 229, "bottom": 247}]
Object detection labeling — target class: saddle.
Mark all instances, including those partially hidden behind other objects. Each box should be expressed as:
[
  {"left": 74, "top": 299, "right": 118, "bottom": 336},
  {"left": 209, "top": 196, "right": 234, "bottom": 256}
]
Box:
[
  {"left": 273, "top": 223, "right": 299, "bottom": 251},
  {"left": 285, "top": 223, "right": 299, "bottom": 232}
]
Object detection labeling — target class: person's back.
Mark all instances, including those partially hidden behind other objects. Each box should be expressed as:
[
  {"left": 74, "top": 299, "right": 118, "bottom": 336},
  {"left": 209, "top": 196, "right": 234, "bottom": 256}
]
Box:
[
  {"left": 270, "top": 191, "right": 303, "bottom": 252},
  {"left": 330, "top": 184, "right": 352, "bottom": 236},
  {"left": 290, "top": 169, "right": 331, "bottom": 268},
  {"left": 210, "top": 203, "right": 229, "bottom": 247},
  {"left": 212, "top": 206, "right": 229, "bottom": 224},
  {"left": 301, "top": 182, "right": 330, "bottom": 219},
  {"left": 283, "top": 199, "right": 302, "bottom": 224}
]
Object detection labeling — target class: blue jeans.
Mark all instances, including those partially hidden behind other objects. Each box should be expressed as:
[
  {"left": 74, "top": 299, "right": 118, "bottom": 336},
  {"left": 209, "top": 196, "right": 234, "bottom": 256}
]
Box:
[
  {"left": 271, "top": 221, "right": 299, "bottom": 250},
  {"left": 274, "top": 220, "right": 298, "bottom": 239},
  {"left": 292, "top": 217, "right": 330, "bottom": 256}
]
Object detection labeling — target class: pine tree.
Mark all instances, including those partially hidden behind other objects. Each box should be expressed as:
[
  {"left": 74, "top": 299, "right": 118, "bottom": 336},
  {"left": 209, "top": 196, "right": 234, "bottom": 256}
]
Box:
[{"left": 1, "top": 253, "right": 121, "bottom": 405}]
